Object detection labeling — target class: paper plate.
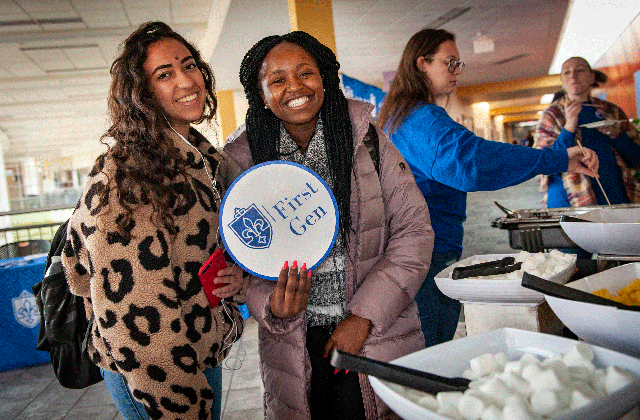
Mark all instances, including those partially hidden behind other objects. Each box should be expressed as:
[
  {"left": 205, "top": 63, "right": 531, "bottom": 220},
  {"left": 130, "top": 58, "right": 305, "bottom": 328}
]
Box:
[{"left": 220, "top": 161, "right": 339, "bottom": 280}]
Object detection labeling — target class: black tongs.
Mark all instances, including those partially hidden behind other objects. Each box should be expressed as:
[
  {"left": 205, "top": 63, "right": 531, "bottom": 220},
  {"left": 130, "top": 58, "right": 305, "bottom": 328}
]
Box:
[
  {"left": 521, "top": 272, "right": 640, "bottom": 312},
  {"left": 330, "top": 349, "right": 470, "bottom": 395},
  {"left": 560, "top": 215, "right": 592, "bottom": 223},
  {"left": 452, "top": 257, "right": 522, "bottom": 280}
]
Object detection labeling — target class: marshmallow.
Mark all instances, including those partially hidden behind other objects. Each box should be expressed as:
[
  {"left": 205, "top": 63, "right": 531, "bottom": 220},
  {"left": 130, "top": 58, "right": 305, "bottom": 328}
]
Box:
[
  {"left": 529, "top": 368, "right": 564, "bottom": 391},
  {"left": 437, "top": 391, "right": 464, "bottom": 408},
  {"left": 470, "top": 353, "right": 499, "bottom": 377},
  {"left": 438, "top": 402, "right": 464, "bottom": 420},
  {"left": 458, "top": 392, "right": 486, "bottom": 419},
  {"left": 479, "top": 377, "right": 511, "bottom": 405},
  {"left": 417, "top": 393, "right": 439, "bottom": 411},
  {"left": 499, "top": 371, "right": 532, "bottom": 397},
  {"left": 463, "top": 369, "right": 479, "bottom": 380},
  {"left": 494, "top": 352, "right": 509, "bottom": 368},
  {"left": 481, "top": 405, "right": 505, "bottom": 420},
  {"left": 570, "top": 389, "right": 595, "bottom": 410},
  {"left": 502, "top": 396, "right": 539, "bottom": 420},
  {"left": 530, "top": 389, "right": 566, "bottom": 416},
  {"left": 521, "top": 363, "right": 543, "bottom": 382},
  {"left": 605, "top": 365, "right": 635, "bottom": 394}
]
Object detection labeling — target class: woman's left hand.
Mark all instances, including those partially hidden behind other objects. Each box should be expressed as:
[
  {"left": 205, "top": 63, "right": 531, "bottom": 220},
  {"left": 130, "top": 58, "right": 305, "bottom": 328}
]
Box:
[
  {"left": 212, "top": 265, "right": 245, "bottom": 298},
  {"left": 324, "top": 314, "right": 372, "bottom": 357}
]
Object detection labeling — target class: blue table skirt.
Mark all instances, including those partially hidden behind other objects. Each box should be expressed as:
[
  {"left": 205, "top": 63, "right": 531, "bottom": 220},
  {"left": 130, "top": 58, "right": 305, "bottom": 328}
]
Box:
[
  {"left": 0, "top": 255, "right": 50, "bottom": 371},
  {"left": 0, "top": 255, "right": 251, "bottom": 372}
]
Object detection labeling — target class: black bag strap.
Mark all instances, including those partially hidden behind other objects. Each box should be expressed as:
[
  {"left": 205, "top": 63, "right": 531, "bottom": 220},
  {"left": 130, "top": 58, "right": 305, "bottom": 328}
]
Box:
[{"left": 364, "top": 123, "right": 380, "bottom": 176}]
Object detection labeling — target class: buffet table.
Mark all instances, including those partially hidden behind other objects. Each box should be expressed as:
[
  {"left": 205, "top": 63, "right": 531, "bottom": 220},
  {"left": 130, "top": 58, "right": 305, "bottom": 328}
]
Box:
[{"left": 0, "top": 255, "right": 50, "bottom": 371}]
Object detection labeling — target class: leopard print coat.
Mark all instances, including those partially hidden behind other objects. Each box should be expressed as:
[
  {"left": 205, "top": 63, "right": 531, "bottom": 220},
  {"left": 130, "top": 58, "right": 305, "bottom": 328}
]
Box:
[{"left": 63, "top": 128, "right": 246, "bottom": 419}]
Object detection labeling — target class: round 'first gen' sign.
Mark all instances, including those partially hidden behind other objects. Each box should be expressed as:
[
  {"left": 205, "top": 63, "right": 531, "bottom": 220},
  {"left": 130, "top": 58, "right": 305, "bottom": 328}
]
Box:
[{"left": 219, "top": 161, "right": 339, "bottom": 280}]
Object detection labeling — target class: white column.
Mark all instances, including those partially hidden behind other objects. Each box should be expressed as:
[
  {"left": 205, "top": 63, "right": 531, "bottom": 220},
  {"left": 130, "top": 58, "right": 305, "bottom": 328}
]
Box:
[
  {"left": 20, "top": 157, "right": 39, "bottom": 196},
  {"left": 0, "top": 130, "right": 11, "bottom": 229}
]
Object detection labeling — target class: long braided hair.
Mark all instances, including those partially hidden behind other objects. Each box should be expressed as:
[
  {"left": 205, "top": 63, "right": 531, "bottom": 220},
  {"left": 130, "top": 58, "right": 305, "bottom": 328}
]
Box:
[
  {"left": 239, "top": 31, "right": 354, "bottom": 243},
  {"left": 98, "top": 21, "right": 217, "bottom": 237}
]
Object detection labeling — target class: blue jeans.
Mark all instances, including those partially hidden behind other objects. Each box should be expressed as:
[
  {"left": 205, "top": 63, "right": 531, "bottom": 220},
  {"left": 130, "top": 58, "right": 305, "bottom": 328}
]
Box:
[
  {"left": 415, "top": 251, "right": 461, "bottom": 347},
  {"left": 101, "top": 366, "right": 222, "bottom": 420}
]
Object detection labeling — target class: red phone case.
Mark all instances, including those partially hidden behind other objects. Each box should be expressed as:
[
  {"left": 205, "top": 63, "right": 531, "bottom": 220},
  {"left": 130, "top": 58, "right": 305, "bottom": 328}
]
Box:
[{"left": 198, "top": 248, "right": 228, "bottom": 307}]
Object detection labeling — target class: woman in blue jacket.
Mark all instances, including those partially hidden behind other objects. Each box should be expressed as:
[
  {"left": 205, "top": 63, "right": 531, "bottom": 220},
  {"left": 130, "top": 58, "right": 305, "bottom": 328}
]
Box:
[{"left": 377, "top": 28, "right": 600, "bottom": 348}]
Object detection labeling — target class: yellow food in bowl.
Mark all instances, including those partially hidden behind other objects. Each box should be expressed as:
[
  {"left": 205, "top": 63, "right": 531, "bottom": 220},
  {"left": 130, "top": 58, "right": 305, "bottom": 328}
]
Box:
[{"left": 593, "top": 278, "right": 640, "bottom": 306}]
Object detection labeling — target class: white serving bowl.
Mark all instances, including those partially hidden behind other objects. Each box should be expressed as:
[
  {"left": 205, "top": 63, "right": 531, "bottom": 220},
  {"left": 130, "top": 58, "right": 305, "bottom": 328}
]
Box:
[
  {"left": 559, "top": 208, "right": 640, "bottom": 255},
  {"left": 435, "top": 253, "right": 576, "bottom": 305},
  {"left": 545, "top": 263, "right": 640, "bottom": 358},
  {"left": 369, "top": 328, "right": 640, "bottom": 420}
]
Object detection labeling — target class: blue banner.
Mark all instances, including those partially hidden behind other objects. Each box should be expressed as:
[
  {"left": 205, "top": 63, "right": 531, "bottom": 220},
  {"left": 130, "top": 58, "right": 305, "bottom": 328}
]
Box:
[{"left": 341, "top": 73, "right": 386, "bottom": 118}]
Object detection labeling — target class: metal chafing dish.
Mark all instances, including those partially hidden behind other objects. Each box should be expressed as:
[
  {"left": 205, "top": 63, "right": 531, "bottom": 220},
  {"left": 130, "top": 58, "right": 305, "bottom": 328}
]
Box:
[{"left": 490, "top": 202, "right": 640, "bottom": 253}]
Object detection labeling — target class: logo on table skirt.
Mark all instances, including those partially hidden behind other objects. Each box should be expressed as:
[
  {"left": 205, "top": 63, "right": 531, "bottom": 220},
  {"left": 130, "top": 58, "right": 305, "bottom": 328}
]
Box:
[
  {"left": 228, "top": 204, "right": 273, "bottom": 249},
  {"left": 12, "top": 290, "right": 40, "bottom": 328}
]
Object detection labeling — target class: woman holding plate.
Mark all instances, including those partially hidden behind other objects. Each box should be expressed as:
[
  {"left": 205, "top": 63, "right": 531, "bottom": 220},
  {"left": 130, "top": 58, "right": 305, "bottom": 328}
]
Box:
[
  {"left": 224, "top": 31, "right": 434, "bottom": 419},
  {"left": 536, "top": 56, "right": 640, "bottom": 208}
]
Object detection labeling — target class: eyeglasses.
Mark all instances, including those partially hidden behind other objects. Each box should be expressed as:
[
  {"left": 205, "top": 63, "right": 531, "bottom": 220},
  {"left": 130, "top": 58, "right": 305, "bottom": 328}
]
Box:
[{"left": 424, "top": 56, "right": 465, "bottom": 74}]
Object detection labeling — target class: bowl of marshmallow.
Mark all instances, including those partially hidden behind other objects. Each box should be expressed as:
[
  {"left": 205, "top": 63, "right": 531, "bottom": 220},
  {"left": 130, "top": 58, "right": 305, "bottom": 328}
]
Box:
[
  {"left": 369, "top": 328, "right": 640, "bottom": 420},
  {"left": 435, "top": 251, "right": 576, "bottom": 305}
]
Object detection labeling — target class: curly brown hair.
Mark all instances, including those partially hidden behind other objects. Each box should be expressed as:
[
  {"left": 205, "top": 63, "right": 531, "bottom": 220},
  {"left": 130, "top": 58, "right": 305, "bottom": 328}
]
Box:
[{"left": 97, "top": 21, "right": 217, "bottom": 237}]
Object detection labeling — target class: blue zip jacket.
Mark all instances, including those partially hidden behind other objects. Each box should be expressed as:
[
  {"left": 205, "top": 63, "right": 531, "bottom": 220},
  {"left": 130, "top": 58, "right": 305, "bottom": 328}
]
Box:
[{"left": 387, "top": 104, "right": 570, "bottom": 256}]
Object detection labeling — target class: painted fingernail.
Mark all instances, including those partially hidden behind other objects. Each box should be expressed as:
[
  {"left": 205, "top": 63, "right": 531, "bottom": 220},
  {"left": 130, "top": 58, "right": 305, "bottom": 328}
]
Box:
[
  {"left": 301, "top": 263, "right": 306, "bottom": 271},
  {"left": 334, "top": 369, "right": 339, "bottom": 375},
  {"left": 345, "top": 370, "right": 349, "bottom": 374},
  {"left": 282, "top": 261, "right": 288, "bottom": 270},
  {"left": 308, "top": 270, "right": 312, "bottom": 277},
  {"left": 292, "top": 260, "right": 298, "bottom": 269}
]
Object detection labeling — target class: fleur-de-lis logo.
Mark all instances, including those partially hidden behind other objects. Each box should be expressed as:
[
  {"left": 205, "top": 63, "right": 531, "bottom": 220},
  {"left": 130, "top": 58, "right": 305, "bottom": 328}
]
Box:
[
  {"left": 228, "top": 204, "right": 273, "bottom": 249},
  {"left": 12, "top": 290, "right": 40, "bottom": 328}
]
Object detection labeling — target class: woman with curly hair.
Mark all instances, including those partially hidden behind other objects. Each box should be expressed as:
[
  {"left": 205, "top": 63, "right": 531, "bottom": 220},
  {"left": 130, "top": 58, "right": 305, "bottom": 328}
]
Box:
[
  {"left": 377, "top": 29, "right": 600, "bottom": 349},
  {"left": 224, "top": 31, "right": 434, "bottom": 420},
  {"left": 62, "top": 21, "right": 246, "bottom": 420}
]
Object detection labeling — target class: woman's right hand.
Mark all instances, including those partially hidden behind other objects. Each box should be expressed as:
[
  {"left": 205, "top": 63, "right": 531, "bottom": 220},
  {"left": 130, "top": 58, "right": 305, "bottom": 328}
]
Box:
[
  {"left": 563, "top": 99, "right": 582, "bottom": 132},
  {"left": 567, "top": 145, "right": 599, "bottom": 178},
  {"left": 270, "top": 261, "right": 311, "bottom": 319}
]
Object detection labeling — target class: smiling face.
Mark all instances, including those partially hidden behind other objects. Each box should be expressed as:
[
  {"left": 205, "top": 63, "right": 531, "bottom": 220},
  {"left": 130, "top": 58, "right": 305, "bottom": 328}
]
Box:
[
  {"left": 561, "top": 57, "right": 595, "bottom": 100},
  {"left": 417, "top": 40, "right": 462, "bottom": 99},
  {"left": 259, "top": 42, "right": 324, "bottom": 145},
  {"left": 143, "top": 37, "right": 206, "bottom": 138}
]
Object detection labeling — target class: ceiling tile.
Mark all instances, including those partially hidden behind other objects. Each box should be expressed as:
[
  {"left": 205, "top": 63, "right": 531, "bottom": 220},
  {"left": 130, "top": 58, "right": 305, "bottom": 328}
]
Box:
[
  {"left": 124, "top": 0, "right": 171, "bottom": 7},
  {"left": 64, "top": 46, "right": 108, "bottom": 69},
  {"left": 16, "top": 0, "right": 75, "bottom": 13},
  {"left": 126, "top": 7, "right": 171, "bottom": 26},
  {"left": 79, "top": 9, "right": 130, "bottom": 28},
  {"left": 71, "top": 0, "right": 123, "bottom": 10}
]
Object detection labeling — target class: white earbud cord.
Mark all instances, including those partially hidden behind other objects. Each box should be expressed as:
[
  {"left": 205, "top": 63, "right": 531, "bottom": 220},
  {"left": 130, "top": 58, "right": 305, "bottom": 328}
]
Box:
[{"left": 164, "top": 116, "right": 241, "bottom": 369}]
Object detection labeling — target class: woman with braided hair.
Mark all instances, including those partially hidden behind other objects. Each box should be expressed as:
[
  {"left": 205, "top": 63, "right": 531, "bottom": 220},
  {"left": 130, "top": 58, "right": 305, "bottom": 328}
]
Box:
[{"left": 224, "top": 31, "right": 434, "bottom": 419}]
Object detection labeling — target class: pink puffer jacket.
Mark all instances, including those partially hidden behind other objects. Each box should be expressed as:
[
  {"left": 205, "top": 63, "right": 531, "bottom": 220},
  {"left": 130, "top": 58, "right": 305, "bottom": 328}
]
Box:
[{"left": 224, "top": 99, "right": 434, "bottom": 419}]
